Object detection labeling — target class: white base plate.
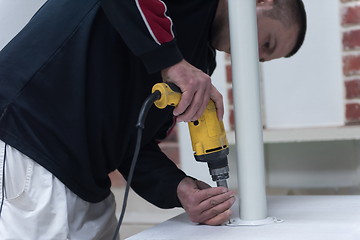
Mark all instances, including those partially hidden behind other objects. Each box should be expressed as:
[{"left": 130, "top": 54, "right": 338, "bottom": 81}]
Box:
[{"left": 227, "top": 216, "right": 283, "bottom": 226}]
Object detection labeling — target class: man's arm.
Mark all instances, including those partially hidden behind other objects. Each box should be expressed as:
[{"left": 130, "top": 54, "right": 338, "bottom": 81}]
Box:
[
  {"left": 118, "top": 140, "right": 186, "bottom": 208},
  {"left": 101, "top": 0, "right": 224, "bottom": 122},
  {"left": 118, "top": 140, "right": 235, "bottom": 225}
]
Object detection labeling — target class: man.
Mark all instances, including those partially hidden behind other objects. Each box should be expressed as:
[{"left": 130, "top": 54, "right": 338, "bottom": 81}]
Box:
[{"left": 0, "top": 0, "right": 306, "bottom": 239}]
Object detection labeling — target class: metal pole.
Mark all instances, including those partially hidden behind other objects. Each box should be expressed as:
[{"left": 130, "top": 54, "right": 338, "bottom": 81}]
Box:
[{"left": 227, "top": 0, "right": 268, "bottom": 221}]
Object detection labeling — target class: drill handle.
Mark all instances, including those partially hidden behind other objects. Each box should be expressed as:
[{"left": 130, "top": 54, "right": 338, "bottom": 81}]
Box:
[{"left": 152, "top": 82, "right": 182, "bottom": 109}]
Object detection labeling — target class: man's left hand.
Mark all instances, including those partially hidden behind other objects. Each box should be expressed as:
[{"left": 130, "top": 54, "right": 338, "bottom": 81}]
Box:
[{"left": 177, "top": 177, "right": 235, "bottom": 226}]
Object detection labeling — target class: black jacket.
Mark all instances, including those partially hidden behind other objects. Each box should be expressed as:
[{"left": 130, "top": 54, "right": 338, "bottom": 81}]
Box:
[{"left": 0, "top": 0, "right": 218, "bottom": 207}]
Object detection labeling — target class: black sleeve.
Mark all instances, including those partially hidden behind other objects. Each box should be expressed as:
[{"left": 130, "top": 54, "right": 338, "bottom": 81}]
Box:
[
  {"left": 118, "top": 141, "right": 187, "bottom": 209},
  {"left": 101, "top": 0, "right": 183, "bottom": 73}
]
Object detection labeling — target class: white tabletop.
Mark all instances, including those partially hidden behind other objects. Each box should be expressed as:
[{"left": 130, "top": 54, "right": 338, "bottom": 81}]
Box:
[{"left": 126, "top": 195, "right": 360, "bottom": 240}]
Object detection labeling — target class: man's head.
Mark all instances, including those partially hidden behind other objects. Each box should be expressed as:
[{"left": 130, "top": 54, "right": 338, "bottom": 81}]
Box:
[
  {"left": 211, "top": 0, "right": 307, "bottom": 62},
  {"left": 257, "top": 0, "right": 307, "bottom": 61}
]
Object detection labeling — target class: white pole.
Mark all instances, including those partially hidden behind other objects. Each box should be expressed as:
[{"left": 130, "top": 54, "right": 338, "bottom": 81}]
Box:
[{"left": 227, "top": 0, "right": 268, "bottom": 221}]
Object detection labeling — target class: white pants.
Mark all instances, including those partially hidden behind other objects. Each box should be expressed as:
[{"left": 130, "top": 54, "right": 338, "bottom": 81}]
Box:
[{"left": 0, "top": 140, "right": 119, "bottom": 240}]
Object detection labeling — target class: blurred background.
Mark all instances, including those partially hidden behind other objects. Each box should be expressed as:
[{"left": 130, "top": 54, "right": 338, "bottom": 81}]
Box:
[{"left": 2, "top": 0, "right": 360, "bottom": 239}]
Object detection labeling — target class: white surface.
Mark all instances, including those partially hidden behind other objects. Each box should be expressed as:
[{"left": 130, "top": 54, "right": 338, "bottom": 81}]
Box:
[
  {"left": 228, "top": 0, "right": 267, "bottom": 220},
  {"left": 178, "top": 122, "right": 214, "bottom": 185},
  {"left": 126, "top": 196, "right": 360, "bottom": 240},
  {"left": 211, "top": 51, "right": 230, "bottom": 131},
  {"left": 227, "top": 125, "right": 360, "bottom": 144},
  {"left": 0, "top": 0, "right": 47, "bottom": 50},
  {"left": 262, "top": 0, "right": 344, "bottom": 128}
]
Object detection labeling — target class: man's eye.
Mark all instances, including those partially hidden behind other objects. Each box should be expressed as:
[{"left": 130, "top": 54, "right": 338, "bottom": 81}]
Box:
[{"left": 264, "top": 41, "right": 270, "bottom": 49}]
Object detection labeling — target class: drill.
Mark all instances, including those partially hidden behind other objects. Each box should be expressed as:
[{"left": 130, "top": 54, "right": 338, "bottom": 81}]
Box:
[{"left": 152, "top": 83, "right": 230, "bottom": 188}]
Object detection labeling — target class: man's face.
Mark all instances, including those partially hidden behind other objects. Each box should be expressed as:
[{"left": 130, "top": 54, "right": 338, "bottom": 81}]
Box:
[
  {"left": 211, "top": 0, "right": 300, "bottom": 61},
  {"left": 257, "top": 12, "right": 300, "bottom": 62}
]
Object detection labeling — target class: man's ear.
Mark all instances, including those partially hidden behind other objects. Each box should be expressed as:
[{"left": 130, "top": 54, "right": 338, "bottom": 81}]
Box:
[{"left": 256, "top": 0, "right": 274, "bottom": 10}]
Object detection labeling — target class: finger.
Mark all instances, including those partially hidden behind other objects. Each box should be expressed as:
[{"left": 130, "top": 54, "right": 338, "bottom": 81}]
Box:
[
  {"left": 198, "top": 197, "right": 235, "bottom": 223},
  {"left": 185, "top": 188, "right": 233, "bottom": 216},
  {"left": 192, "top": 89, "right": 210, "bottom": 121},
  {"left": 191, "top": 82, "right": 211, "bottom": 121},
  {"left": 198, "top": 191, "right": 235, "bottom": 210},
  {"left": 173, "top": 90, "right": 194, "bottom": 118},
  {"left": 194, "top": 180, "right": 211, "bottom": 190},
  {"left": 210, "top": 86, "right": 224, "bottom": 120},
  {"left": 176, "top": 88, "right": 204, "bottom": 122},
  {"left": 203, "top": 209, "right": 232, "bottom": 226},
  {"left": 188, "top": 91, "right": 208, "bottom": 122},
  {"left": 197, "top": 192, "right": 234, "bottom": 222},
  {"left": 195, "top": 186, "right": 229, "bottom": 201},
  {"left": 177, "top": 74, "right": 211, "bottom": 122},
  {"left": 178, "top": 79, "right": 212, "bottom": 122}
]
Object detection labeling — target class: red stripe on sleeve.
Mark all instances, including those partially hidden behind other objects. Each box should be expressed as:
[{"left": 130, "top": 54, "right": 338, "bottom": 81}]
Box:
[{"left": 137, "top": 0, "right": 174, "bottom": 44}]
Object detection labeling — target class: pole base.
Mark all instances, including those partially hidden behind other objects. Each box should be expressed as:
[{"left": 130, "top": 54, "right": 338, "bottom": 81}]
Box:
[{"left": 226, "top": 217, "right": 283, "bottom": 226}]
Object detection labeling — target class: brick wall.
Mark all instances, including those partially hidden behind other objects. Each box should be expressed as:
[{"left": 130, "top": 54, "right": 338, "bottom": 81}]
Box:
[
  {"left": 225, "top": 54, "right": 236, "bottom": 130},
  {"left": 225, "top": 1, "right": 360, "bottom": 126},
  {"left": 342, "top": 0, "right": 360, "bottom": 123}
]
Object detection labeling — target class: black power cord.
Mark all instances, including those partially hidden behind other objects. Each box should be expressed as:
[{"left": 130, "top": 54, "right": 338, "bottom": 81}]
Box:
[{"left": 112, "top": 90, "right": 161, "bottom": 240}]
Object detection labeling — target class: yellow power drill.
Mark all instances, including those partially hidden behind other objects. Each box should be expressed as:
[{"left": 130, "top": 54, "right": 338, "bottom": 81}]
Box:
[{"left": 152, "top": 83, "right": 230, "bottom": 188}]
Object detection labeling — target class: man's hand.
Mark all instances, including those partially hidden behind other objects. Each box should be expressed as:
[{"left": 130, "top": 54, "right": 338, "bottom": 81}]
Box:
[
  {"left": 177, "top": 177, "right": 235, "bottom": 226},
  {"left": 161, "top": 59, "right": 224, "bottom": 122}
]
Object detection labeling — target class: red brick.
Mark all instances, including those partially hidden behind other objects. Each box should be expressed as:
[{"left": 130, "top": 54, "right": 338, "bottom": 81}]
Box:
[
  {"left": 229, "top": 109, "right": 235, "bottom": 130},
  {"left": 343, "top": 55, "right": 360, "bottom": 76},
  {"left": 345, "top": 80, "right": 360, "bottom": 99},
  {"left": 343, "top": 30, "right": 360, "bottom": 49},
  {"left": 346, "top": 103, "right": 360, "bottom": 122},
  {"left": 226, "top": 65, "right": 232, "bottom": 83},
  {"left": 227, "top": 88, "right": 233, "bottom": 105},
  {"left": 342, "top": 6, "right": 360, "bottom": 26},
  {"left": 341, "top": 0, "right": 360, "bottom": 3}
]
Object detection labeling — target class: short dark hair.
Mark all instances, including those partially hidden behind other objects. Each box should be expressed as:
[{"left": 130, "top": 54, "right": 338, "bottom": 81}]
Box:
[
  {"left": 267, "top": 0, "right": 307, "bottom": 57},
  {"left": 284, "top": 0, "right": 307, "bottom": 57}
]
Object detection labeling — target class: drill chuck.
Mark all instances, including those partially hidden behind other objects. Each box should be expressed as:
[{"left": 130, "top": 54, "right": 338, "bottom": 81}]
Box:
[{"left": 197, "top": 148, "right": 230, "bottom": 187}]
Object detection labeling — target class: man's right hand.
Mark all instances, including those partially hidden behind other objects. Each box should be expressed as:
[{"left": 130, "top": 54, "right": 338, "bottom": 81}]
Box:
[{"left": 161, "top": 59, "right": 224, "bottom": 122}]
